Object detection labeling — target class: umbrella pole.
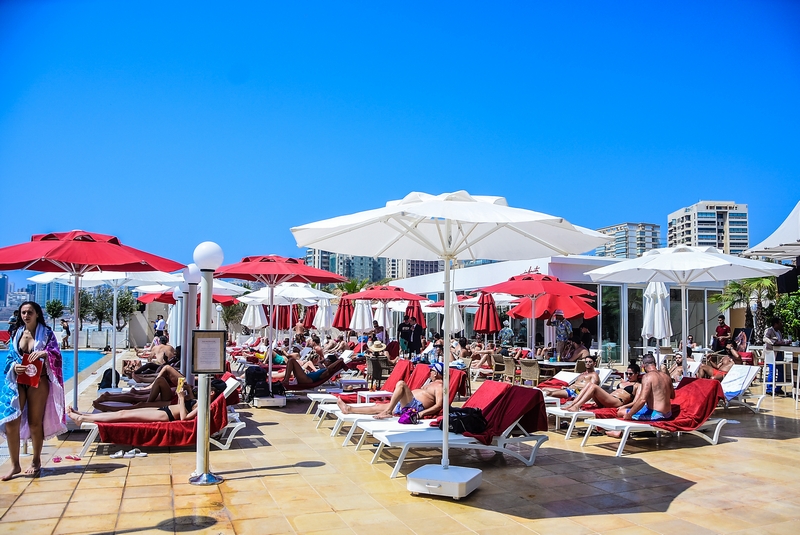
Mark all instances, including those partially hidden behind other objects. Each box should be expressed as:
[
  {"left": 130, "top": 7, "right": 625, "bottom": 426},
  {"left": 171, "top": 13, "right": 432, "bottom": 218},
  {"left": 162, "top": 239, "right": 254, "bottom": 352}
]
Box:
[
  {"left": 530, "top": 296, "right": 537, "bottom": 352},
  {"left": 442, "top": 255, "right": 451, "bottom": 470},
  {"left": 267, "top": 285, "right": 275, "bottom": 395},
  {"left": 112, "top": 286, "right": 118, "bottom": 387},
  {"left": 72, "top": 274, "right": 80, "bottom": 410},
  {"left": 681, "top": 284, "right": 689, "bottom": 377}
]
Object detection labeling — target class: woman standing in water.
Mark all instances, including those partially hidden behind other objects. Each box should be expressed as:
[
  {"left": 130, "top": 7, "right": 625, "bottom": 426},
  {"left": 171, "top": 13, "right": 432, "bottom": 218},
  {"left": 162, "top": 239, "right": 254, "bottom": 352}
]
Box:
[{"left": 0, "top": 301, "right": 67, "bottom": 480}]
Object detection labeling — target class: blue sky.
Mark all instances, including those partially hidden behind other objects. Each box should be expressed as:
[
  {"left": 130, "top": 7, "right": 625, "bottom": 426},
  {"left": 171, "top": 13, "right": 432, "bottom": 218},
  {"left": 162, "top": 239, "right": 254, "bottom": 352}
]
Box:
[{"left": 2, "top": 1, "right": 799, "bottom": 288}]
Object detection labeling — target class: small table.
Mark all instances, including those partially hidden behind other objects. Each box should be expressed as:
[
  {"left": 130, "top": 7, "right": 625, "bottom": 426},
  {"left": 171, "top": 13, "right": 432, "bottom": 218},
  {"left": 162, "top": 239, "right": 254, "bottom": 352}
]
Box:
[{"left": 773, "top": 346, "right": 800, "bottom": 408}]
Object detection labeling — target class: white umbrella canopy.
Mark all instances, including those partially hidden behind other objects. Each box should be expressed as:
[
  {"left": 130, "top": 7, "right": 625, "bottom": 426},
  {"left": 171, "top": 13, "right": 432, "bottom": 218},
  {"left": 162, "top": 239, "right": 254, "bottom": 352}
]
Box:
[
  {"left": 312, "top": 298, "right": 334, "bottom": 332},
  {"left": 241, "top": 303, "right": 269, "bottom": 330},
  {"left": 135, "top": 278, "right": 246, "bottom": 296},
  {"left": 237, "top": 292, "right": 305, "bottom": 306},
  {"left": 448, "top": 292, "right": 465, "bottom": 334},
  {"left": 588, "top": 246, "right": 791, "bottom": 374},
  {"left": 293, "top": 190, "right": 611, "bottom": 484},
  {"left": 275, "top": 282, "right": 336, "bottom": 301},
  {"left": 349, "top": 300, "right": 374, "bottom": 333},
  {"left": 458, "top": 292, "right": 519, "bottom": 307}
]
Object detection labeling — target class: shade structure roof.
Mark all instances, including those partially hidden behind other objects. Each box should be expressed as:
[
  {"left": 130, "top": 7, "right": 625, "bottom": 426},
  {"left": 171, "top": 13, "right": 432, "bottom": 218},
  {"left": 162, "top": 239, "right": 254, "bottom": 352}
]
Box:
[
  {"left": 340, "top": 285, "right": 424, "bottom": 302},
  {"left": 291, "top": 191, "right": 610, "bottom": 261},
  {"left": 215, "top": 255, "right": 346, "bottom": 285},
  {"left": 480, "top": 273, "right": 596, "bottom": 298},
  {"left": 428, "top": 294, "right": 473, "bottom": 307},
  {"left": 0, "top": 230, "right": 184, "bottom": 274},
  {"left": 745, "top": 201, "right": 800, "bottom": 260},
  {"left": 586, "top": 246, "right": 792, "bottom": 285}
]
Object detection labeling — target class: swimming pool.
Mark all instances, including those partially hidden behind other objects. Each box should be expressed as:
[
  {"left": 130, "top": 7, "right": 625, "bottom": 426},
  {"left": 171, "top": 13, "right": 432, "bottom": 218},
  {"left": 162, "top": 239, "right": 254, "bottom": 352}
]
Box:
[{"left": 60, "top": 350, "right": 105, "bottom": 383}]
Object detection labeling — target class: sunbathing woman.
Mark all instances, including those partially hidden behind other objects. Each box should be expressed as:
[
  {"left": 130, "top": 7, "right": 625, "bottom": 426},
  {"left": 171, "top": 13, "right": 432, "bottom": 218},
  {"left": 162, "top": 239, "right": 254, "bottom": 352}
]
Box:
[
  {"left": 69, "top": 379, "right": 226, "bottom": 425},
  {"left": 271, "top": 355, "right": 340, "bottom": 386},
  {"left": 93, "top": 365, "right": 184, "bottom": 411},
  {"left": 562, "top": 363, "right": 641, "bottom": 412}
]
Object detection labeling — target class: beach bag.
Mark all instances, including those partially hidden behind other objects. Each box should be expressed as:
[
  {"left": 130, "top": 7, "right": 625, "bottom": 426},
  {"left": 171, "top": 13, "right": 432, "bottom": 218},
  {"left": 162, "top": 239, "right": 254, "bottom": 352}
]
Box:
[
  {"left": 245, "top": 366, "right": 268, "bottom": 402},
  {"left": 398, "top": 406, "right": 419, "bottom": 425},
  {"left": 98, "top": 368, "right": 121, "bottom": 389},
  {"left": 439, "top": 407, "right": 488, "bottom": 435}
]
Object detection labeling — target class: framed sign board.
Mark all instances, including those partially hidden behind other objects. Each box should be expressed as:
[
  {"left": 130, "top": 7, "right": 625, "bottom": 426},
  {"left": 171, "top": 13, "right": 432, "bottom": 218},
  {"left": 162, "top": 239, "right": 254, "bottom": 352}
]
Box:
[{"left": 192, "top": 330, "right": 226, "bottom": 374}]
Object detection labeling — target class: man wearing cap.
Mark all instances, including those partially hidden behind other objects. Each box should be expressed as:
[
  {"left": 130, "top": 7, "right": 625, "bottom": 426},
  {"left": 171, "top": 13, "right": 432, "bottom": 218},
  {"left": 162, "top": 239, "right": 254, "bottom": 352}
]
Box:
[
  {"left": 499, "top": 320, "right": 514, "bottom": 347},
  {"left": 337, "top": 361, "right": 444, "bottom": 419},
  {"left": 547, "top": 310, "right": 573, "bottom": 360}
]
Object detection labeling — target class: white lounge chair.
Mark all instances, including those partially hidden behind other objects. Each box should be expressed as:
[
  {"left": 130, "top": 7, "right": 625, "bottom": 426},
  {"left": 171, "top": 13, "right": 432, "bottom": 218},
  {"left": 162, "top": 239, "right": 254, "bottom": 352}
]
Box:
[{"left": 722, "top": 364, "right": 766, "bottom": 413}]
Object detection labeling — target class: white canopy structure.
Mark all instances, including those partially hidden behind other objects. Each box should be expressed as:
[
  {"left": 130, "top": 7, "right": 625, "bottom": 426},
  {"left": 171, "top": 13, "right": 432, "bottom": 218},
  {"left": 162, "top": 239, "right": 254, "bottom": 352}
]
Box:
[{"left": 746, "top": 200, "right": 800, "bottom": 260}]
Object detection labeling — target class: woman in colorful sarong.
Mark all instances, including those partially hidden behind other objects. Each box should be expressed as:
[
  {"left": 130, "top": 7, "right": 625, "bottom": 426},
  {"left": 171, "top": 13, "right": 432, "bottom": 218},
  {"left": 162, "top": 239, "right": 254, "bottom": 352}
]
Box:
[{"left": 1, "top": 301, "right": 67, "bottom": 480}]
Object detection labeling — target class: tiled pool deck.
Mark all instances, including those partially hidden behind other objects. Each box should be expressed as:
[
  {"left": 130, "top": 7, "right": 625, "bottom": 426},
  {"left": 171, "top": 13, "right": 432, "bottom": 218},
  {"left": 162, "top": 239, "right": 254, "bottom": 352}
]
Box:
[{"left": 2, "top": 382, "right": 799, "bottom": 535}]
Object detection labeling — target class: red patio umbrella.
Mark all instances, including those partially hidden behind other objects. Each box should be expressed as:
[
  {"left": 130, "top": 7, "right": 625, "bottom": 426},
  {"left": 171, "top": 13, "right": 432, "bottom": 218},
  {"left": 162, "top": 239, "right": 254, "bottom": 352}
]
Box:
[
  {"left": 215, "top": 255, "right": 345, "bottom": 393},
  {"left": 270, "top": 304, "right": 299, "bottom": 331},
  {"left": 480, "top": 273, "right": 595, "bottom": 348},
  {"left": 341, "top": 285, "right": 424, "bottom": 338},
  {"left": 303, "top": 305, "right": 318, "bottom": 330},
  {"left": 404, "top": 299, "right": 427, "bottom": 330},
  {"left": 0, "top": 230, "right": 184, "bottom": 409},
  {"left": 508, "top": 294, "right": 599, "bottom": 321},
  {"left": 473, "top": 292, "right": 502, "bottom": 335},
  {"left": 332, "top": 295, "right": 354, "bottom": 331}
]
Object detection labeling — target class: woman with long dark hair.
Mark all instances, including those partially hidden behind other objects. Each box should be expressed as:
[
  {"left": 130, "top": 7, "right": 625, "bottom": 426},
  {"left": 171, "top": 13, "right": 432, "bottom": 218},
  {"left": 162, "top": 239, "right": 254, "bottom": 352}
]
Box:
[{"left": 0, "top": 301, "right": 67, "bottom": 480}]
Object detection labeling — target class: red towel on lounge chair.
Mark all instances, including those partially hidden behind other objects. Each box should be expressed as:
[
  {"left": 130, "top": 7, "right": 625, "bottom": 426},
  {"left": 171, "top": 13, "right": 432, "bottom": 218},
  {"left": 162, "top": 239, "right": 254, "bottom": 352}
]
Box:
[
  {"left": 465, "top": 385, "right": 547, "bottom": 445},
  {"left": 408, "top": 363, "right": 433, "bottom": 389},
  {"left": 386, "top": 341, "right": 400, "bottom": 358},
  {"left": 590, "top": 379, "right": 725, "bottom": 433},
  {"left": 335, "top": 360, "right": 413, "bottom": 403},
  {"left": 537, "top": 378, "right": 569, "bottom": 389},
  {"left": 449, "top": 368, "right": 468, "bottom": 398},
  {"left": 96, "top": 394, "right": 227, "bottom": 448}
]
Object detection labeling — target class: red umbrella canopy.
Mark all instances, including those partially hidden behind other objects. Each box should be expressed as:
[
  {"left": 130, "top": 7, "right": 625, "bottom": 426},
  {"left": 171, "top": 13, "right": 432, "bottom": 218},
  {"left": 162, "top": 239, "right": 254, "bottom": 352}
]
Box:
[
  {"left": 508, "top": 294, "right": 599, "bottom": 320},
  {"left": 404, "top": 299, "right": 427, "bottom": 330},
  {"left": 480, "top": 273, "right": 595, "bottom": 298},
  {"left": 332, "top": 294, "right": 354, "bottom": 331},
  {"left": 303, "top": 305, "right": 318, "bottom": 329},
  {"left": 216, "top": 255, "right": 346, "bottom": 285},
  {"left": 0, "top": 230, "right": 184, "bottom": 274},
  {"left": 473, "top": 292, "right": 502, "bottom": 334},
  {"left": 341, "top": 285, "right": 424, "bottom": 302}
]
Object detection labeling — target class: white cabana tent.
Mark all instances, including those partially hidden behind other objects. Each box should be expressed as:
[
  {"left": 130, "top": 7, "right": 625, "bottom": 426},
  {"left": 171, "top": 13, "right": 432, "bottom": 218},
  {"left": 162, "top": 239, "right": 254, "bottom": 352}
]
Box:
[{"left": 745, "top": 200, "right": 800, "bottom": 260}]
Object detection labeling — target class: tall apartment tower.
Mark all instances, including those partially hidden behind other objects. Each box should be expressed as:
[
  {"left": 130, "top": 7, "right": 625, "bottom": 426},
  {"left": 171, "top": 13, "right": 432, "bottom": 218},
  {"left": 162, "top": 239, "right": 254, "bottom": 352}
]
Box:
[
  {"left": 595, "top": 223, "right": 662, "bottom": 258},
  {"left": 667, "top": 201, "right": 749, "bottom": 254},
  {"left": 0, "top": 274, "right": 8, "bottom": 307}
]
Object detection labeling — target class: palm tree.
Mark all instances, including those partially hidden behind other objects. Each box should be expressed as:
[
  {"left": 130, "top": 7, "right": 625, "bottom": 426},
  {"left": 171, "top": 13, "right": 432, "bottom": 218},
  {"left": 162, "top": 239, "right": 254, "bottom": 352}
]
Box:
[
  {"left": 333, "top": 278, "right": 370, "bottom": 301},
  {"left": 710, "top": 280, "right": 753, "bottom": 329},
  {"left": 747, "top": 277, "right": 777, "bottom": 341},
  {"left": 711, "top": 278, "right": 777, "bottom": 340}
]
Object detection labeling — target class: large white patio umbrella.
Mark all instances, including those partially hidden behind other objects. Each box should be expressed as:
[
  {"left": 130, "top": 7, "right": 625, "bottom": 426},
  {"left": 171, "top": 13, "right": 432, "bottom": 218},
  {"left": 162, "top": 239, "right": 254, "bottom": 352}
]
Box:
[
  {"left": 29, "top": 270, "right": 182, "bottom": 386},
  {"left": 587, "top": 246, "right": 791, "bottom": 375},
  {"left": 241, "top": 303, "right": 269, "bottom": 331},
  {"left": 349, "top": 300, "right": 375, "bottom": 334},
  {"left": 641, "top": 281, "right": 673, "bottom": 365},
  {"left": 292, "top": 190, "right": 610, "bottom": 492},
  {"left": 312, "top": 298, "right": 334, "bottom": 333}
]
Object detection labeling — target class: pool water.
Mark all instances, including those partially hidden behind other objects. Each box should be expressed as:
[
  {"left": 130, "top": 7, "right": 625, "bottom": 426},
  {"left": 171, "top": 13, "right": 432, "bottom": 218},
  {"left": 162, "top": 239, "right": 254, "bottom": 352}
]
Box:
[{"left": 60, "top": 350, "right": 105, "bottom": 383}]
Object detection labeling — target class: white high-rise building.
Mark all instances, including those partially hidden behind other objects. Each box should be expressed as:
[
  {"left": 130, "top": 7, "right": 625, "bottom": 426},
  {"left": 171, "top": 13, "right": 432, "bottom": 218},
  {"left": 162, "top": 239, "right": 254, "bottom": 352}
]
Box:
[
  {"left": 667, "top": 201, "right": 749, "bottom": 254},
  {"left": 595, "top": 223, "right": 661, "bottom": 258}
]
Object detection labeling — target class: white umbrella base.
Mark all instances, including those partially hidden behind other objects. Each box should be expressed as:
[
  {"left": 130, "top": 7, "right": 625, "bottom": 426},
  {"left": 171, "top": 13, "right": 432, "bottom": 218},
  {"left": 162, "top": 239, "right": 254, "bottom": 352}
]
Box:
[
  {"left": 407, "top": 464, "right": 482, "bottom": 499},
  {"left": 252, "top": 396, "right": 287, "bottom": 408}
]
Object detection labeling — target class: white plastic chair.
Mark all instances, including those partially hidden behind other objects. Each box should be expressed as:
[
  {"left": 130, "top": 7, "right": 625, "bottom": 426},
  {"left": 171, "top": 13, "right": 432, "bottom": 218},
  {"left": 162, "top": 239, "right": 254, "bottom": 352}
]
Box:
[{"left": 763, "top": 350, "right": 793, "bottom": 398}]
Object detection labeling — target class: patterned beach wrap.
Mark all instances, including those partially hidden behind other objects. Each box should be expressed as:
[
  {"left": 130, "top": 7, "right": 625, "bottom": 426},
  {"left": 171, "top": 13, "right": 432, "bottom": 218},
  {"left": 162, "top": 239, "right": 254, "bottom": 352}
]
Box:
[{"left": 0, "top": 324, "right": 67, "bottom": 441}]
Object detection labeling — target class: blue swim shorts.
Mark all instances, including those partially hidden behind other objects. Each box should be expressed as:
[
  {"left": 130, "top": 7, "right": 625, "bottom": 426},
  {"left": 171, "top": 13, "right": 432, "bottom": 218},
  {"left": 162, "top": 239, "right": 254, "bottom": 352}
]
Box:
[
  {"left": 393, "top": 398, "right": 424, "bottom": 416},
  {"left": 630, "top": 405, "right": 672, "bottom": 421}
]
